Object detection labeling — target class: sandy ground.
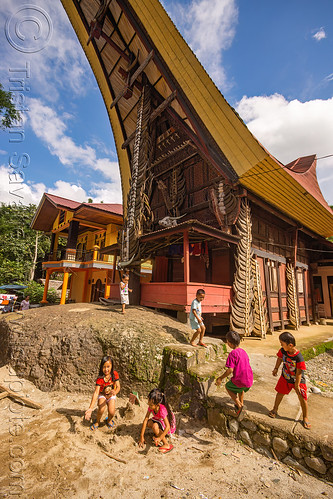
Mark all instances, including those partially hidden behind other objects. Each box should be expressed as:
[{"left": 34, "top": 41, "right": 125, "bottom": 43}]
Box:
[{"left": 0, "top": 366, "right": 332, "bottom": 499}]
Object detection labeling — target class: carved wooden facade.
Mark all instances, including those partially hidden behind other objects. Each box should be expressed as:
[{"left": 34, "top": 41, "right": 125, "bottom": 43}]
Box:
[{"left": 60, "top": 0, "right": 333, "bottom": 332}]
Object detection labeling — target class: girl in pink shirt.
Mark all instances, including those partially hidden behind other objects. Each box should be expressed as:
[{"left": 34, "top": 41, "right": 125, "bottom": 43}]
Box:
[
  {"left": 215, "top": 331, "right": 253, "bottom": 417},
  {"left": 138, "top": 388, "right": 176, "bottom": 453}
]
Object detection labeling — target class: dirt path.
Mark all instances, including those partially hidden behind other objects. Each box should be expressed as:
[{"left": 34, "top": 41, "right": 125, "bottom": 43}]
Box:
[{"left": 0, "top": 366, "right": 332, "bottom": 499}]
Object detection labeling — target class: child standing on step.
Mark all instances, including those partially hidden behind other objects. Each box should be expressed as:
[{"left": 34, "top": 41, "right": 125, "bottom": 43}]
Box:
[
  {"left": 138, "top": 388, "right": 176, "bottom": 453},
  {"left": 85, "top": 355, "right": 120, "bottom": 430},
  {"left": 215, "top": 330, "right": 253, "bottom": 416},
  {"left": 190, "top": 289, "right": 206, "bottom": 347},
  {"left": 269, "top": 331, "right": 310, "bottom": 429},
  {"left": 120, "top": 273, "right": 132, "bottom": 314}
]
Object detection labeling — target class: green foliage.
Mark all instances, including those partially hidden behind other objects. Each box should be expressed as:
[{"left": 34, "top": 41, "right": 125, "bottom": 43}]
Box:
[
  {"left": 0, "top": 203, "right": 50, "bottom": 284},
  {"left": 301, "top": 341, "right": 333, "bottom": 361},
  {"left": 23, "top": 281, "right": 58, "bottom": 304},
  {"left": 0, "top": 83, "right": 21, "bottom": 130}
]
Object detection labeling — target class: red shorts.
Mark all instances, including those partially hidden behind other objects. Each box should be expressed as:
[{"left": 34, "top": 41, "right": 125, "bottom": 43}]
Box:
[{"left": 275, "top": 376, "right": 307, "bottom": 400}]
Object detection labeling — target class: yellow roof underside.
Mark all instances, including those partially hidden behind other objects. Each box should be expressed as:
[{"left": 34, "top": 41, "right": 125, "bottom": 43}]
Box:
[{"left": 61, "top": 0, "right": 333, "bottom": 238}]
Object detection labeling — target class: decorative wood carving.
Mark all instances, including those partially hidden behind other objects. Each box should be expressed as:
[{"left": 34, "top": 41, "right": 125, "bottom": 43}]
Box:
[
  {"left": 230, "top": 199, "right": 254, "bottom": 336},
  {"left": 209, "top": 180, "right": 240, "bottom": 230},
  {"left": 120, "top": 85, "right": 153, "bottom": 266},
  {"left": 286, "top": 262, "right": 300, "bottom": 329}
]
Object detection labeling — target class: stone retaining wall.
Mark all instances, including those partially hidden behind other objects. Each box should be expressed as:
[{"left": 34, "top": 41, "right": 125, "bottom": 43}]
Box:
[{"left": 206, "top": 398, "right": 333, "bottom": 483}]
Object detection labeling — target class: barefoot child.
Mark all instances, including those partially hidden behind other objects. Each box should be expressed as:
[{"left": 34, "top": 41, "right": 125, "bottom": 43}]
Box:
[
  {"left": 269, "top": 332, "right": 310, "bottom": 429},
  {"left": 190, "top": 289, "right": 206, "bottom": 347},
  {"left": 85, "top": 355, "right": 120, "bottom": 430},
  {"left": 138, "top": 388, "right": 176, "bottom": 453},
  {"left": 120, "top": 274, "right": 132, "bottom": 314},
  {"left": 215, "top": 331, "right": 253, "bottom": 416}
]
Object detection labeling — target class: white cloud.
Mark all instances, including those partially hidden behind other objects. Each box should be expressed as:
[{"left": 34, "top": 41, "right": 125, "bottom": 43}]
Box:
[
  {"left": 236, "top": 94, "right": 333, "bottom": 205},
  {"left": 165, "top": 0, "right": 238, "bottom": 90},
  {"left": 27, "top": 98, "right": 122, "bottom": 196},
  {"left": 0, "top": 164, "right": 47, "bottom": 205},
  {"left": 0, "top": 0, "right": 93, "bottom": 102},
  {"left": 313, "top": 28, "right": 326, "bottom": 41},
  {"left": 0, "top": 163, "right": 122, "bottom": 206}
]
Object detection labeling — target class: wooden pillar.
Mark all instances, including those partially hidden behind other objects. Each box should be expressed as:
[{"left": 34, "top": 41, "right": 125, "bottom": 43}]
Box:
[
  {"left": 50, "top": 233, "right": 59, "bottom": 259},
  {"left": 111, "top": 252, "right": 117, "bottom": 283},
  {"left": 93, "top": 245, "right": 100, "bottom": 261},
  {"left": 67, "top": 220, "right": 80, "bottom": 250},
  {"left": 263, "top": 259, "right": 273, "bottom": 331},
  {"left": 104, "top": 270, "right": 112, "bottom": 298},
  {"left": 302, "top": 269, "right": 310, "bottom": 324},
  {"left": 41, "top": 269, "right": 52, "bottom": 303},
  {"left": 183, "top": 230, "right": 190, "bottom": 283},
  {"left": 60, "top": 271, "right": 69, "bottom": 305},
  {"left": 276, "top": 262, "right": 285, "bottom": 329}
]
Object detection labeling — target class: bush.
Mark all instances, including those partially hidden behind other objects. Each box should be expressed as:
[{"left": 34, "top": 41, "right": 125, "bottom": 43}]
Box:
[{"left": 23, "top": 281, "right": 59, "bottom": 304}]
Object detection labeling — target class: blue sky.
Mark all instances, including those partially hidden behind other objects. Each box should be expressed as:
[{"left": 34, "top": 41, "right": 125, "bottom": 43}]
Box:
[{"left": 1, "top": 0, "right": 333, "bottom": 208}]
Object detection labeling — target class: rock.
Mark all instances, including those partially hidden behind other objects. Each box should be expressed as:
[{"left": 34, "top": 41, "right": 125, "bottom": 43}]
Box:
[
  {"left": 255, "top": 446, "right": 272, "bottom": 458},
  {"left": 292, "top": 446, "right": 303, "bottom": 459},
  {"left": 272, "top": 437, "right": 289, "bottom": 454},
  {"left": 0, "top": 303, "right": 190, "bottom": 394},
  {"left": 228, "top": 418, "right": 239, "bottom": 435},
  {"left": 304, "top": 441, "right": 317, "bottom": 453},
  {"left": 310, "top": 386, "right": 321, "bottom": 394},
  {"left": 304, "top": 456, "right": 327, "bottom": 475},
  {"left": 253, "top": 432, "right": 271, "bottom": 447},
  {"left": 240, "top": 420, "right": 257, "bottom": 432},
  {"left": 282, "top": 456, "right": 309, "bottom": 474},
  {"left": 257, "top": 423, "right": 272, "bottom": 433},
  {"left": 239, "top": 430, "right": 253, "bottom": 448},
  {"left": 320, "top": 443, "right": 333, "bottom": 462},
  {"left": 328, "top": 466, "right": 333, "bottom": 480}
]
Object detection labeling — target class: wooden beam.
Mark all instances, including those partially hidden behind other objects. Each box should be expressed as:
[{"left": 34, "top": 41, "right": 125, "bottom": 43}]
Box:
[
  {"left": 122, "top": 90, "right": 177, "bottom": 149},
  {"left": 276, "top": 262, "right": 285, "bottom": 329},
  {"left": 303, "top": 270, "right": 310, "bottom": 324},
  {"left": 263, "top": 259, "right": 274, "bottom": 331},
  {"left": 150, "top": 90, "right": 177, "bottom": 123},
  {"left": 0, "top": 384, "right": 42, "bottom": 410},
  {"left": 110, "top": 50, "right": 154, "bottom": 109},
  {"left": 100, "top": 30, "right": 131, "bottom": 62}
]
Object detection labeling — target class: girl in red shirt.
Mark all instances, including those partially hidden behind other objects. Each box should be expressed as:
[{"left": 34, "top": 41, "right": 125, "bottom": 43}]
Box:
[{"left": 85, "top": 355, "right": 120, "bottom": 430}]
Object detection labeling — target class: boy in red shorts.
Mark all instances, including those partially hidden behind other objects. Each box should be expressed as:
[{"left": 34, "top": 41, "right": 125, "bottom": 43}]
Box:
[{"left": 269, "top": 332, "right": 310, "bottom": 429}]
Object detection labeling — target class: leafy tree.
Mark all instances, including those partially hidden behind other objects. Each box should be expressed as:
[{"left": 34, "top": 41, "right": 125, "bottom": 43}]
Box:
[
  {"left": 0, "top": 83, "right": 21, "bottom": 130},
  {"left": 0, "top": 203, "right": 50, "bottom": 284}
]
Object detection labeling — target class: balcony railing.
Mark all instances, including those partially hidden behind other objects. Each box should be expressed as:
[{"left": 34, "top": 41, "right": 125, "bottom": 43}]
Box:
[{"left": 45, "top": 249, "right": 108, "bottom": 263}]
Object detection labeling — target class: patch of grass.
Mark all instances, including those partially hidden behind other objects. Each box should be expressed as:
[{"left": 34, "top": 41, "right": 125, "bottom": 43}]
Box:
[{"left": 301, "top": 341, "right": 333, "bottom": 362}]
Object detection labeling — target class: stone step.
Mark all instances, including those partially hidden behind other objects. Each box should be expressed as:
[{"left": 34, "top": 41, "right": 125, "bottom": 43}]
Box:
[
  {"left": 164, "top": 337, "right": 226, "bottom": 371},
  {"left": 188, "top": 359, "right": 226, "bottom": 382}
]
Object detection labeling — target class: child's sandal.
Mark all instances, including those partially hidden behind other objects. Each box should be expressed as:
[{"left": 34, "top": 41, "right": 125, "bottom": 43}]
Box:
[
  {"left": 90, "top": 422, "right": 99, "bottom": 431},
  {"left": 302, "top": 420, "right": 311, "bottom": 430},
  {"left": 268, "top": 410, "right": 277, "bottom": 418}
]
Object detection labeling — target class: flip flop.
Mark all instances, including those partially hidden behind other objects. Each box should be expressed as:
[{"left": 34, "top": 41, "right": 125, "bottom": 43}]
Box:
[
  {"left": 158, "top": 444, "right": 174, "bottom": 454},
  {"left": 198, "top": 342, "right": 207, "bottom": 348},
  {"left": 302, "top": 420, "right": 311, "bottom": 430},
  {"left": 105, "top": 417, "right": 115, "bottom": 428},
  {"left": 236, "top": 406, "right": 243, "bottom": 417},
  {"left": 268, "top": 410, "right": 277, "bottom": 418},
  {"left": 90, "top": 423, "right": 98, "bottom": 431}
]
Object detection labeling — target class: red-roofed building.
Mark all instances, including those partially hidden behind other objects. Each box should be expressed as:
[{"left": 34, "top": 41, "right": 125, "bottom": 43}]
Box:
[{"left": 31, "top": 193, "right": 124, "bottom": 305}]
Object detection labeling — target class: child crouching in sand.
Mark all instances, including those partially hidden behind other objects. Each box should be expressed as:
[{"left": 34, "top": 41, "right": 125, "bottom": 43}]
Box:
[
  {"left": 85, "top": 355, "right": 120, "bottom": 430},
  {"left": 138, "top": 388, "right": 176, "bottom": 453},
  {"left": 215, "top": 331, "right": 253, "bottom": 416}
]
